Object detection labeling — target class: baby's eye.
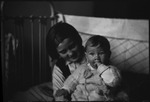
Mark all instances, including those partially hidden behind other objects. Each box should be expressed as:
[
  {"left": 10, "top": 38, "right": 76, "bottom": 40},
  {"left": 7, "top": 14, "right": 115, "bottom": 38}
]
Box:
[
  {"left": 99, "top": 52, "right": 105, "bottom": 55},
  {"left": 89, "top": 52, "right": 95, "bottom": 56}
]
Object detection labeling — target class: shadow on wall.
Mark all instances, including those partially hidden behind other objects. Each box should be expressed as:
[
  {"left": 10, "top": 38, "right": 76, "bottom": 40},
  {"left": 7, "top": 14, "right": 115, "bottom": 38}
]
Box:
[
  {"left": 53, "top": 1, "right": 94, "bottom": 17},
  {"left": 53, "top": 1, "right": 149, "bottom": 19},
  {"left": 3, "top": 1, "right": 52, "bottom": 16},
  {"left": 93, "top": 1, "right": 149, "bottom": 19}
]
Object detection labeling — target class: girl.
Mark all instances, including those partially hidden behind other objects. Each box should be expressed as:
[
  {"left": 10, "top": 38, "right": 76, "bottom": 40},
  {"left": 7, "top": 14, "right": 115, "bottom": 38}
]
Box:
[{"left": 46, "top": 22, "right": 86, "bottom": 97}]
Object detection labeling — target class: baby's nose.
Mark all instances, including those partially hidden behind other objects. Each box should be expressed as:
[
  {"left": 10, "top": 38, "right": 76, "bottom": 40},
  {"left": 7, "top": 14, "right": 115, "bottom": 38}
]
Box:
[{"left": 95, "top": 54, "right": 99, "bottom": 58}]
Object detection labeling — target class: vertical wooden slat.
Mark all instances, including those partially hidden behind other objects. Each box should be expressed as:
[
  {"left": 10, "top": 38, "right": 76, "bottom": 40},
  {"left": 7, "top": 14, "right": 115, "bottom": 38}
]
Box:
[
  {"left": 14, "top": 20, "right": 18, "bottom": 87},
  {"left": 43, "top": 18, "right": 47, "bottom": 82},
  {"left": 41, "top": 17, "right": 48, "bottom": 82},
  {"left": 38, "top": 17, "right": 42, "bottom": 83},
  {"left": 16, "top": 19, "right": 21, "bottom": 90},
  {"left": 20, "top": 18, "right": 24, "bottom": 89},
  {"left": 1, "top": 1, "right": 7, "bottom": 101},
  {"left": 30, "top": 16, "right": 34, "bottom": 85}
]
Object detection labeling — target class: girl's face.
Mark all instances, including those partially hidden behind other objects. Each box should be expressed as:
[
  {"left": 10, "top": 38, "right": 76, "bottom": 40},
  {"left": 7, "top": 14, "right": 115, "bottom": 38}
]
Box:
[
  {"left": 57, "top": 38, "right": 82, "bottom": 63},
  {"left": 86, "top": 45, "right": 110, "bottom": 69}
]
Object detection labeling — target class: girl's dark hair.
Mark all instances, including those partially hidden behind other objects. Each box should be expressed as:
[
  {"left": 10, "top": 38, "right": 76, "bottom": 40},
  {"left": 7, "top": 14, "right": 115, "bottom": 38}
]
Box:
[
  {"left": 85, "top": 35, "right": 110, "bottom": 52},
  {"left": 46, "top": 22, "right": 82, "bottom": 60}
]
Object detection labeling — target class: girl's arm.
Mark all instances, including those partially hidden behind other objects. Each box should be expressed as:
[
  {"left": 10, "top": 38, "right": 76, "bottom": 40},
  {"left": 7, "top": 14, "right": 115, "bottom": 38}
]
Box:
[{"left": 52, "top": 65, "right": 66, "bottom": 95}]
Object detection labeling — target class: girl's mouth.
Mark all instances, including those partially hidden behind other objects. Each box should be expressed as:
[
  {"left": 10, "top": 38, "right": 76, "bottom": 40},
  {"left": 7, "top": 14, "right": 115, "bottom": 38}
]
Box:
[{"left": 68, "top": 53, "right": 78, "bottom": 62}]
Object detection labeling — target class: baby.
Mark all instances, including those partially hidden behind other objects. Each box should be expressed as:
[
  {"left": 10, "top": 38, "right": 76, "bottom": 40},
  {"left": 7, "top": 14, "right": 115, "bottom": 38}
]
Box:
[{"left": 55, "top": 35, "right": 121, "bottom": 101}]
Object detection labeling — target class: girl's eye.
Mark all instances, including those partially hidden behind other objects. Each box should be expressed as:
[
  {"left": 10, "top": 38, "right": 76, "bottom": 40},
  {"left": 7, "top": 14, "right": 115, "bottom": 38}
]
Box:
[
  {"left": 69, "top": 43, "right": 76, "bottom": 49},
  {"left": 59, "top": 50, "right": 67, "bottom": 54}
]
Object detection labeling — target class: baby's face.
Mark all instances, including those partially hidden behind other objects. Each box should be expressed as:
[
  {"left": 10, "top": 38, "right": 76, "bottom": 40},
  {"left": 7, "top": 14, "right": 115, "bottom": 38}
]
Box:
[
  {"left": 86, "top": 45, "right": 110, "bottom": 69},
  {"left": 57, "top": 38, "right": 82, "bottom": 63}
]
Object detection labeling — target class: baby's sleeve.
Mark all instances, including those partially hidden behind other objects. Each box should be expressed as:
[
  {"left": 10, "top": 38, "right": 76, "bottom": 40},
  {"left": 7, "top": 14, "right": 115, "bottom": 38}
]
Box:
[{"left": 101, "top": 66, "right": 121, "bottom": 87}]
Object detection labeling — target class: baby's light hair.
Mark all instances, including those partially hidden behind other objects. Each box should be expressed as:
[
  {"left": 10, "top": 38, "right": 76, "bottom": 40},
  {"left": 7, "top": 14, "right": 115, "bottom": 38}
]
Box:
[{"left": 85, "top": 35, "right": 110, "bottom": 52}]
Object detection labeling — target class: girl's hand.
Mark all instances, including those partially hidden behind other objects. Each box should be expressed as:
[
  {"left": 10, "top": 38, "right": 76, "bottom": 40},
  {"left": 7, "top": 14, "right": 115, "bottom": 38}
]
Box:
[
  {"left": 83, "top": 69, "right": 93, "bottom": 79},
  {"left": 55, "top": 89, "right": 71, "bottom": 101},
  {"left": 55, "top": 96, "right": 69, "bottom": 101},
  {"left": 55, "top": 89, "right": 68, "bottom": 97},
  {"left": 86, "top": 74, "right": 103, "bottom": 85}
]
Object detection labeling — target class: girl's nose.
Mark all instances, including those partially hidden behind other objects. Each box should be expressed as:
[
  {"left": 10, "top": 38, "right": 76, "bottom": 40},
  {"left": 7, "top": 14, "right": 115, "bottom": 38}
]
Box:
[{"left": 67, "top": 50, "right": 73, "bottom": 57}]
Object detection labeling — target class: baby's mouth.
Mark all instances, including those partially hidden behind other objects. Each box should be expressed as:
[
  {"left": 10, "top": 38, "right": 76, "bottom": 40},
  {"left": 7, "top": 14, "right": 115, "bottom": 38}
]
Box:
[
  {"left": 94, "top": 60, "right": 101, "bottom": 68},
  {"left": 95, "top": 60, "right": 101, "bottom": 64},
  {"left": 71, "top": 53, "right": 77, "bottom": 59},
  {"left": 92, "top": 63, "right": 98, "bottom": 69}
]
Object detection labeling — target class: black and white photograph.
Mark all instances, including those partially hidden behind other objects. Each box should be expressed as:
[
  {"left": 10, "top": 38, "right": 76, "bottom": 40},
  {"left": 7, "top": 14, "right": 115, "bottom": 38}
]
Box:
[{"left": 1, "top": 1, "right": 149, "bottom": 102}]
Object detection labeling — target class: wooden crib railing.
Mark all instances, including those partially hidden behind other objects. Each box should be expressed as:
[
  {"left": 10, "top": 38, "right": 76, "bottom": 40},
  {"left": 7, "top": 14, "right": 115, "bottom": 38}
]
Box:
[{"left": 1, "top": 1, "right": 59, "bottom": 101}]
